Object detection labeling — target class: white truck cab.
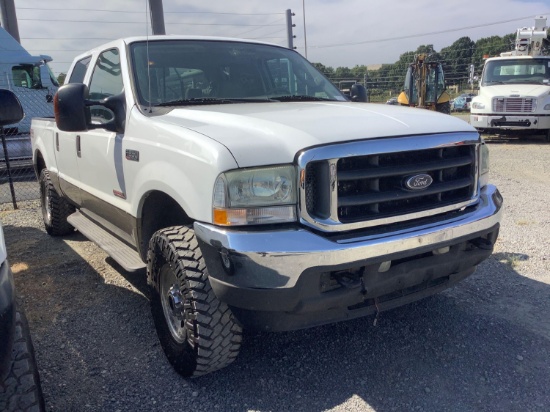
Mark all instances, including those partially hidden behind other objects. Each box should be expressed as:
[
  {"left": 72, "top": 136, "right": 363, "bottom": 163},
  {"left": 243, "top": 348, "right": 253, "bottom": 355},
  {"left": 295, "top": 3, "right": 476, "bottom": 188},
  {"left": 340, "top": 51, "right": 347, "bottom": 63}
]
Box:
[
  {"left": 0, "top": 26, "right": 58, "bottom": 134},
  {"left": 470, "top": 16, "right": 550, "bottom": 141}
]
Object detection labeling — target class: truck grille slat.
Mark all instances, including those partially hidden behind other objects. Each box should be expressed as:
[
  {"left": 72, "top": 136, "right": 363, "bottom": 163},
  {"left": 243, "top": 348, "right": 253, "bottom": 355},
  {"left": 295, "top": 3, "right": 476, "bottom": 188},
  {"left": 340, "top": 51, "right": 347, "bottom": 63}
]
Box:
[
  {"left": 339, "top": 178, "right": 473, "bottom": 207},
  {"left": 338, "top": 155, "right": 472, "bottom": 181},
  {"left": 492, "top": 97, "right": 535, "bottom": 113},
  {"left": 303, "top": 141, "right": 477, "bottom": 227}
]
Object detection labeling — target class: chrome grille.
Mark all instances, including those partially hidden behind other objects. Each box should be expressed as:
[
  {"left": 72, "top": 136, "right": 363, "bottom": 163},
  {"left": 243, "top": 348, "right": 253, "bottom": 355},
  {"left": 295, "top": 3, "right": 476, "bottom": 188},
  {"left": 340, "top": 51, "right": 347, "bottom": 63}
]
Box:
[
  {"left": 299, "top": 134, "right": 480, "bottom": 232},
  {"left": 492, "top": 97, "right": 535, "bottom": 113}
]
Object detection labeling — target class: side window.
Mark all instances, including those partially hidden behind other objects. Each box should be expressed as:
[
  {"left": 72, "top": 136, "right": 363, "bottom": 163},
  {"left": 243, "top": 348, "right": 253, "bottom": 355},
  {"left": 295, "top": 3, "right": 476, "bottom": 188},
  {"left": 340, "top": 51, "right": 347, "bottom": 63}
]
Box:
[
  {"left": 88, "top": 49, "right": 123, "bottom": 124},
  {"left": 12, "top": 65, "right": 41, "bottom": 89},
  {"left": 68, "top": 56, "right": 92, "bottom": 84}
]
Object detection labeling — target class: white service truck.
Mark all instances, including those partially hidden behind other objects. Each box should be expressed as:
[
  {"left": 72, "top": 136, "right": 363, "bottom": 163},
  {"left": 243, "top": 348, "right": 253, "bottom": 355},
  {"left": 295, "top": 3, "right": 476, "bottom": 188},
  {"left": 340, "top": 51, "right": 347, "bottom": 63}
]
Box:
[
  {"left": 0, "top": 26, "right": 59, "bottom": 134},
  {"left": 470, "top": 16, "right": 550, "bottom": 141},
  {"left": 31, "top": 36, "right": 502, "bottom": 377}
]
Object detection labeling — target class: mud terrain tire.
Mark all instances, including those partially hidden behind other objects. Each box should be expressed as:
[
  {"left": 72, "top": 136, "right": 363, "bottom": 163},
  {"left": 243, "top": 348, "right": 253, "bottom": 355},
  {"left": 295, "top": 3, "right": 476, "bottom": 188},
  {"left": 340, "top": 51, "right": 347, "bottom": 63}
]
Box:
[
  {"left": 436, "top": 101, "right": 451, "bottom": 115},
  {"left": 0, "top": 301, "right": 45, "bottom": 412},
  {"left": 147, "top": 226, "right": 242, "bottom": 377},
  {"left": 39, "top": 169, "right": 74, "bottom": 236}
]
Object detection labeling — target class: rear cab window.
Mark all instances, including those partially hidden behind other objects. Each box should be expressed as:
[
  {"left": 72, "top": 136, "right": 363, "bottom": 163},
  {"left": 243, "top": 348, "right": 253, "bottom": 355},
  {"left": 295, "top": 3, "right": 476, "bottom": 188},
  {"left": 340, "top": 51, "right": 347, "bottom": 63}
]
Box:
[{"left": 68, "top": 56, "right": 92, "bottom": 84}]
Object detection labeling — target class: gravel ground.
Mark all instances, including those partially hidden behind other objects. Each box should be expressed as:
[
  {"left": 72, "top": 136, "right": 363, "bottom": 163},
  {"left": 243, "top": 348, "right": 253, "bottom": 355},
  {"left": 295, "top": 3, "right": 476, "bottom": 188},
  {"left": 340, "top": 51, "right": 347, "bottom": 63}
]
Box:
[{"left": 0, "top": 135, "right": 549, "bottom": 412}]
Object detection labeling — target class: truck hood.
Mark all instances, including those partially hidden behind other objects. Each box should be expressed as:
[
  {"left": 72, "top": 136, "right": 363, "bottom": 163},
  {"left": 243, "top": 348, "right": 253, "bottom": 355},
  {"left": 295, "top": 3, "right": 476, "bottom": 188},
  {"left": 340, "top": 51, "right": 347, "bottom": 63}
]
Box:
[
  {"left": 156, "top": 102, "right": 475, "bottom": 167},
  {"left": 478, "top": 83, "right": 550, "bottom": 98}
]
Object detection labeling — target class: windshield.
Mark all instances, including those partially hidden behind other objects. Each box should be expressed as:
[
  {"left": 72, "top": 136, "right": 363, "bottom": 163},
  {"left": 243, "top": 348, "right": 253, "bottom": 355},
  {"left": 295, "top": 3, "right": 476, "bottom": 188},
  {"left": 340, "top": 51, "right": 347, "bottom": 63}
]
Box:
[
  {"left": 481, "top": 58, "right": 550, "bottom": 86},
  {"left": 46, "top": 63, "right": 59, "bottom": 87},
  {"left": 130, "top": 40, "right": 346, "bottom": 106}
]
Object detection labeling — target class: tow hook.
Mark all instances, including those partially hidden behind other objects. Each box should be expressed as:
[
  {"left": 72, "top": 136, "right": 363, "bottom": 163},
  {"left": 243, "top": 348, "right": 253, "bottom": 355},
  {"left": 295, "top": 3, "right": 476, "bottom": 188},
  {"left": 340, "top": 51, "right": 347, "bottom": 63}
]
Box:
[
  {"left": 334, "top": 272, "right": 362, "bottom": 289},
  {"left": 167, "top": 285, "right": 185, "bottom": 319}
]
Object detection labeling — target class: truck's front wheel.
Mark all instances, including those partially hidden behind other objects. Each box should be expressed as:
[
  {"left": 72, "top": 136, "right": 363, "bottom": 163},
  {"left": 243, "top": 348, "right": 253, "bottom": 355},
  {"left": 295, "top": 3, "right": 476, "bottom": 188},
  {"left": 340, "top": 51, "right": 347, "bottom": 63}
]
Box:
[
  {"left": 147, "top": 226, "right": 242, "bottom": 377},
  {"left": 39, "top": 169, "right": 75, "bottom": 236}
]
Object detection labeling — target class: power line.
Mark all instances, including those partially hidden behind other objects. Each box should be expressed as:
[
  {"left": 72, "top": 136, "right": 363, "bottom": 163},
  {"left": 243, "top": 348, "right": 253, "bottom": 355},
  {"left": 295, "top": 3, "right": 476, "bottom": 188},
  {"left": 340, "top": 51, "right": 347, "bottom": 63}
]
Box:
[
  {"left": 310, "top": 12, "right": 550, "bottom": 49},
  {"left": 232, "top": 17, "right": 286, "bottom": 37},
  {"left": 16, "top": 6, "right": 284, "bottom": 15},
  {"left": 18, "top": 18, "right": 283, "bottom": 26},
  {"left": 20, "top": 37, "right": 118, "bottom": 40}
]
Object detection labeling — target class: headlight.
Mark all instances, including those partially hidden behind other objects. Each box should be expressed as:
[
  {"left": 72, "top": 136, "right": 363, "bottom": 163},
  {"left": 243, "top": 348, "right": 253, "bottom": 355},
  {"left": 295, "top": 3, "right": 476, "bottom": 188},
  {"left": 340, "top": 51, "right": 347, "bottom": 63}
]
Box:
[
  {"left": 544, "top": 103, "right": 550, "bottom": 110},
  {"left": 479, "top": 141, "right": 490, "bottom": 189},
  {"left": 213, "top": 165, "right": 297, "bottom": 225},
  {"left": 471, "top": 102, "right": 485, "bottom": 110}
]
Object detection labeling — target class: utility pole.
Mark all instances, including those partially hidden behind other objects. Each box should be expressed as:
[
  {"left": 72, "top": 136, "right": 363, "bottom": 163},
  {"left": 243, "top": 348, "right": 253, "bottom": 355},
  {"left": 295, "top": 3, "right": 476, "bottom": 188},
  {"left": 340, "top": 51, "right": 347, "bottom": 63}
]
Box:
[
  {"left": 148, "top": 0, "right": 166, "bottom": 35},
  {"left": 0, "top": 0, "right": 21, "bottom": 43},
  {"left": 285, "top": 9, "right": 296, "bottom": 50},
  {"left": 302, "top": 0, "right": 308, "bottom": 58}
]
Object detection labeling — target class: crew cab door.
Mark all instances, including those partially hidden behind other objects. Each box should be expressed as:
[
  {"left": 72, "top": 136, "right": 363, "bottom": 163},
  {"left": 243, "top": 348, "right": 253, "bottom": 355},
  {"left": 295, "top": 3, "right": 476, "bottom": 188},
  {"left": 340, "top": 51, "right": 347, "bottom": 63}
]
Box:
[
  {"left": 75, "top": 48, "right": 134, "bottom": 239},
  {"left": 54, "top": 55, "right": 92, "bottom": 205}
]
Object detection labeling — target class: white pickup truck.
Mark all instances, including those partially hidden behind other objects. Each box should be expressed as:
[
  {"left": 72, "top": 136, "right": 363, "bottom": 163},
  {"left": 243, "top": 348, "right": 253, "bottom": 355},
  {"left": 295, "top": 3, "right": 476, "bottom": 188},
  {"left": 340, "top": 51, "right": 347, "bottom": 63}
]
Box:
[{"left": 31, "top": 36, "right": 502, "bottom": 377}]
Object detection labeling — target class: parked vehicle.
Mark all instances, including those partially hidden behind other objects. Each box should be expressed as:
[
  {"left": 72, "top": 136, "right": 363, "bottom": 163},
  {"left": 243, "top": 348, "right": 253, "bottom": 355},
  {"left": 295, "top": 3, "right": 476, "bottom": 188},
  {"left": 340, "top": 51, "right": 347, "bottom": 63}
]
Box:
[
  {"left": 0, "top": 27, "right": 58, "bottom": 135},
  {"left": 31, "top": 36, "right": 502, "bottom": 378},
  {"left": 386, "top": 97, "right": 398, "bottom": 105},
  {"left": 0, "top": 27, "right": 58, "bottom": 173},
  {"left": 452, "top": 96, "right": 472, "bottom": 112},
  {"left": 471, "top": 16, "right": 550, "bottom": 141},
  {"left": 0, "top": 89, "right": 44, "bottom": 411}
]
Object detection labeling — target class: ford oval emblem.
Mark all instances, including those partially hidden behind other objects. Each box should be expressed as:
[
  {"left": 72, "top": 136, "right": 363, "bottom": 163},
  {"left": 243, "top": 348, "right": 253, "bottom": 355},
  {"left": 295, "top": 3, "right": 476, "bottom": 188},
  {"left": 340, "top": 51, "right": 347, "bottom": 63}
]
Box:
[{"left": 404, "top": 174, "right": 433, "bottom": 190}]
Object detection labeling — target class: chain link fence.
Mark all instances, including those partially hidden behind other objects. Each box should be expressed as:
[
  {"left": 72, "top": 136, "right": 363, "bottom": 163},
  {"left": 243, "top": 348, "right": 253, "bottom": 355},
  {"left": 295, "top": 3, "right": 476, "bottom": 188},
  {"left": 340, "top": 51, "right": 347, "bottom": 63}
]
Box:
[{"left": 1, "top": 87, "right": 56, "bottom": 208}]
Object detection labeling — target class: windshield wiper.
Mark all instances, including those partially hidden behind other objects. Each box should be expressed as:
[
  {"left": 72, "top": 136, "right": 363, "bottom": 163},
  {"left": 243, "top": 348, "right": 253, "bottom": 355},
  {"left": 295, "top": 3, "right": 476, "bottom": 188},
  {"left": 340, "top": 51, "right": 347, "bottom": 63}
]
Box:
[
  {"left": 270, "top": 95, "right": 336, "bottom": 102},
  {"left": 155, "top": 97, "right": 273, "bottom": 107}
]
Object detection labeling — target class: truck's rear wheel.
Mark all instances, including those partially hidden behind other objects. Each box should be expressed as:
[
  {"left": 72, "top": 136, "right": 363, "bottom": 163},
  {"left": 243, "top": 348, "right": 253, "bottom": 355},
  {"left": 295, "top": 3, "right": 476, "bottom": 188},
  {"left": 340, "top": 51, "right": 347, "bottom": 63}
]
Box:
[
  {"left": 39, "top": 170, "right": 75, "bottom": 236},
  {"left": 436, "top": 101, "right": 451, "bottom": 115},
  {"left": 147, "top": 226, "right": 242, "bottom": 377}
]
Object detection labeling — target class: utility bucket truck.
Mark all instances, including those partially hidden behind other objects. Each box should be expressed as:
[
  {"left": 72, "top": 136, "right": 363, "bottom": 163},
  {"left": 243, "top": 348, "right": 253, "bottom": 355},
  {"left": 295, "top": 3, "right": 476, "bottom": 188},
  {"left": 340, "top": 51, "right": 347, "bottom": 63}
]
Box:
[
  {"left": 0, "top": 26, "right": 59, "bottom": 168},
  {"left": 470, "top": 16, "right": 550, "bottom": 141},
  {"left": 0, "top": 26, "right": 59, "bottom": 134}
]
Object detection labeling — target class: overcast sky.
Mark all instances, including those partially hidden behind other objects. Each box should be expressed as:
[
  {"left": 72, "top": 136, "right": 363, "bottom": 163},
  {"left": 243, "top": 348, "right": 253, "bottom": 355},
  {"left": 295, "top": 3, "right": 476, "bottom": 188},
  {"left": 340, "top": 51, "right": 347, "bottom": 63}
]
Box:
[{"left": 5, "top": 0, "right": 550, "bottom": 75}]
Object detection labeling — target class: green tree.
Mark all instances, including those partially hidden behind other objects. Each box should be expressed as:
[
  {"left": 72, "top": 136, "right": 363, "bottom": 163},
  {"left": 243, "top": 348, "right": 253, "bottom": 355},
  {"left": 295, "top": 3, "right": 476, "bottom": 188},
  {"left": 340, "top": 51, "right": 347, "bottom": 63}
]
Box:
[
  {"left": 311, "top": 62, "right": 334, "bottom": 77},
  {"left": 440, "top": 37, "right": 475, "bottom": 87},
  {"left": 57, "top": 73, "right": 66, "bottom": 85},
  {"left": 334, "top": 66, "right": 354, "bottom": 80}
]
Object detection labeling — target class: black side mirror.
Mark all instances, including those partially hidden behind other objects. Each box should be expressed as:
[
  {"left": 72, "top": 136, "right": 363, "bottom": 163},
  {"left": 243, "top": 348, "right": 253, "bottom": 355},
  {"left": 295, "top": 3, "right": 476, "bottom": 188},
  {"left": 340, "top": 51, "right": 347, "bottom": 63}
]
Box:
[
  {"left": 350, "top": 84, "right": 367, "bottom": 103},
  {"left": 0, "top": 89, "right": 24, "bottom": 127},
  {"left": 54, "top": 83, "right": 126, "bottom": 134},
  {"left": 54, "top": 83, "right": 89, "bottom": 132}
]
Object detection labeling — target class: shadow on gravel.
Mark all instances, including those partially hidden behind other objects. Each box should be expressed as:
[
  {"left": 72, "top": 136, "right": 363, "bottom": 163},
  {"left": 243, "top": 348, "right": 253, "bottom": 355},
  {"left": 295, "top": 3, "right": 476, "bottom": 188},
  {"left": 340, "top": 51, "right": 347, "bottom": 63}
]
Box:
[
  {"left": 4, "top": 221, "right": 550, "bottom": 411},
  {"left": 3, "top": 224, "right": 156, "bottom": 412}
]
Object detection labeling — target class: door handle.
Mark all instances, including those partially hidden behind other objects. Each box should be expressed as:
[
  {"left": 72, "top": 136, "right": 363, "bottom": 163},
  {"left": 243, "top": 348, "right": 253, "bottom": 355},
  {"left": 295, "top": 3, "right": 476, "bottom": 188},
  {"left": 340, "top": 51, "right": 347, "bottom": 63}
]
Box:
[{"left": 76, "top": 135, "right": 81, "bottom": 157}]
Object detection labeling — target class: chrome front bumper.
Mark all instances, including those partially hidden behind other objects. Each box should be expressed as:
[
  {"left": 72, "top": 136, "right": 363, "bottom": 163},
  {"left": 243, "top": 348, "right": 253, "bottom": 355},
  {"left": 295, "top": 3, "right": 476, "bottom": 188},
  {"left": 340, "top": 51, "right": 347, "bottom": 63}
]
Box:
[
  {"left": 195, "top": 185, "right": 502, "bottom": 330},
  {"left": 195, "top": 185, "right": 502, "bottom": 291}
]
